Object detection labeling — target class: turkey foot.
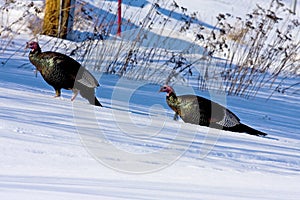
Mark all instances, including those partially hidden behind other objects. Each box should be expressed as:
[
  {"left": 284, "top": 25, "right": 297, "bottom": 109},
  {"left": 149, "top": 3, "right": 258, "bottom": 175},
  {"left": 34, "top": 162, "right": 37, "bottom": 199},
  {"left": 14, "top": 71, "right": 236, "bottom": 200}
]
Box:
[{"left": 54, "top": 89, "right": 61, "bottom": 98}]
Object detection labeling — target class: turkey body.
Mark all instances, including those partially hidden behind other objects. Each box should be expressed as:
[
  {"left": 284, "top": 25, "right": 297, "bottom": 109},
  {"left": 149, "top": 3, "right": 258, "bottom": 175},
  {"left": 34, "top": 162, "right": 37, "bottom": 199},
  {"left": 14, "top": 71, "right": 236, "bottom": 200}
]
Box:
[
  {"left": 160, "top": 85, "right": 267, "bottom": 136},
  {"left": 27, "top": 41, "right": 102, "bottom": 106}
]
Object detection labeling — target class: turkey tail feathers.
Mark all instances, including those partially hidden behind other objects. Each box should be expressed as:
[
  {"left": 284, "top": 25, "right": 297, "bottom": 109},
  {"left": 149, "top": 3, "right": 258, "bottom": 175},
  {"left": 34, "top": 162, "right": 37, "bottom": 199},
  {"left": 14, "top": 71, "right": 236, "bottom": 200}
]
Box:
[
  {"left": 89, "top": 97, "right": 102, "bottom": 107},
  {"left": 79, "top": 87, "right": 102, "bottom": 107},
  {"left": 75, "top": 67, "right": 102, "bottom": 106},
  {"left": 94, "top": 99, "right": 103, "bottom": 107},
  {"left": 235, "top": 123, "right": 267, "bottom": 137}
]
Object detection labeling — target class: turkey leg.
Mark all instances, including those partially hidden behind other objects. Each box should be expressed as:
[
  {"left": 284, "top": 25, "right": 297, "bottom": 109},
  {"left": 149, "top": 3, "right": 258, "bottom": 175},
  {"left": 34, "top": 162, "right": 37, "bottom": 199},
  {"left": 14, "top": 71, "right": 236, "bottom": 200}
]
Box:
[
  {"left": 54, "top": 89, "right": 61, "bottom": 98},
  {"left": 71, "top": 89, "right": 79, "bottom": 101}
]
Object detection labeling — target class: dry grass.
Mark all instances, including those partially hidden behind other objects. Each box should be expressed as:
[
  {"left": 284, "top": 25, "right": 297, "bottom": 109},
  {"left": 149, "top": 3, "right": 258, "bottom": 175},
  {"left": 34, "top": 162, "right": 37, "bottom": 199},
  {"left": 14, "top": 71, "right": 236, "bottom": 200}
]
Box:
[
  {"left": 193, "top": 0, "right": 300, "bottom": 97},
  {"left": 1, "top": 0, "right": 299, "bottom": 98}
]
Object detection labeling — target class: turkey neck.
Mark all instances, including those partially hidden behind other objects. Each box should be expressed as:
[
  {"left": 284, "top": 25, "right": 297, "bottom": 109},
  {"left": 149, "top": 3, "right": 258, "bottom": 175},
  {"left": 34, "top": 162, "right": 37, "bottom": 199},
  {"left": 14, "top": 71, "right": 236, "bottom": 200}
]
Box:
[
  {"left": 29, "top": 48, "right": 44, "bottom": 72},
  {"left": 166, "top": 92, "right": 181, "bottom": 112}
]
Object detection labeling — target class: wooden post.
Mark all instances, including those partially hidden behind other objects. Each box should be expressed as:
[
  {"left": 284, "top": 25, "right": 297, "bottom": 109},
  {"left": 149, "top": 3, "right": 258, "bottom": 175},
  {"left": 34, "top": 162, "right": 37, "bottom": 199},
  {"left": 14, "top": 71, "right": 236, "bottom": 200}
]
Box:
[
  {"left": 42, "top": 0, "right": 60, "bottom": 37},
  {"left": 43, "top": 0, "right": 75, "bottom": 39},
  {"left": 117, "top": 0, "right": 122, "bottom": 36}
]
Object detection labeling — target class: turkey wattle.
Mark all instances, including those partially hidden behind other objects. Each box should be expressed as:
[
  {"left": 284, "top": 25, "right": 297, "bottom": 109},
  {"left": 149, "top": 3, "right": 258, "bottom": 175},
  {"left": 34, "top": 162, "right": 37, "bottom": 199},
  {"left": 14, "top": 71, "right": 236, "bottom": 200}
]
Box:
[
  {"left": 26, "top": 41, "right": 102, "bottom": 107},
  {"left": 159, "top": 85, "right": 267, "bottom": 136}
]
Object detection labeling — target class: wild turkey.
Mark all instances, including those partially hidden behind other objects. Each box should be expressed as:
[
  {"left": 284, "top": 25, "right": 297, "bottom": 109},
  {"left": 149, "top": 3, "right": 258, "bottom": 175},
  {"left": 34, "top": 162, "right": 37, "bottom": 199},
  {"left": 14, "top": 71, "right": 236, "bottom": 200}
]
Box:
[
  {"left": 159, "top": 85, "right": 267, "bottom": 136},
  {"left": 26, "top": 41, "right": 102, "bottom": 107}
]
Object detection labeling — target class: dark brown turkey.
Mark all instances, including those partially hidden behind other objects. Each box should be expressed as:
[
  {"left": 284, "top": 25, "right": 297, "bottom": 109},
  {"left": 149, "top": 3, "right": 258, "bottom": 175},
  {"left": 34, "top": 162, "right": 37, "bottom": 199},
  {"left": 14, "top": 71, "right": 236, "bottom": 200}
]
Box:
[
  {"left": 159, "top": 85, "right": 267, "bottom": 136},
  {"left": 26, "top": 41, "right": 102, "bottom": 107}
]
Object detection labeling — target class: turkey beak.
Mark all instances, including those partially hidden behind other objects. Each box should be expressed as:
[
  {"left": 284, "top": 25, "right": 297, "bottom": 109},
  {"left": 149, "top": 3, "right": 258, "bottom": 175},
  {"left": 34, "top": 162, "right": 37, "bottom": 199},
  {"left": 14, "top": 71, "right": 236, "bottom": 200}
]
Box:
[
  {"left": 158, "top": 87, "right": 164, "bottom": 93},
  {"left": 25, "top": 42, "right": 30, "bottom": 49}
]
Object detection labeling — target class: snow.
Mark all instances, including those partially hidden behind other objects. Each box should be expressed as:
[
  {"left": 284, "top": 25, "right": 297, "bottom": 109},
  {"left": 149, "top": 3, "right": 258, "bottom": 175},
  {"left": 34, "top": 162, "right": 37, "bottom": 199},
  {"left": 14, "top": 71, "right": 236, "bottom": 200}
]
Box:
[{"left": 1, "top": 0, "right": 300, "bottom": 199}]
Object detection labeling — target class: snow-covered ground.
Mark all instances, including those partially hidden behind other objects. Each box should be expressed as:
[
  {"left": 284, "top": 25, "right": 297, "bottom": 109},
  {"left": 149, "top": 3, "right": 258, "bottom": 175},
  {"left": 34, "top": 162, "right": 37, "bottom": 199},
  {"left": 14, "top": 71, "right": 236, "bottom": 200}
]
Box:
[{"left": 1, "top": 0, "right": 300, "bottom": 199}]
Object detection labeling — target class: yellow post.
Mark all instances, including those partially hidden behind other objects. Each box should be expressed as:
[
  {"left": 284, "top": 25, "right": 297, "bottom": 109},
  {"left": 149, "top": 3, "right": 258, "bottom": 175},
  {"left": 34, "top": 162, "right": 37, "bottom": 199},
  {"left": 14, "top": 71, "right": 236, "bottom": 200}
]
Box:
[{"left": 42, "top": 0, "right": 60, "bottom": 37}]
